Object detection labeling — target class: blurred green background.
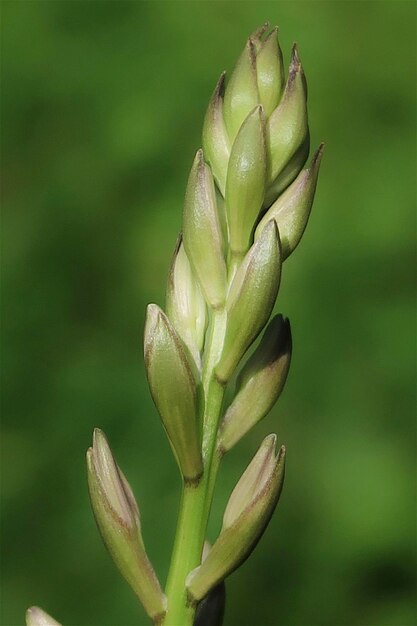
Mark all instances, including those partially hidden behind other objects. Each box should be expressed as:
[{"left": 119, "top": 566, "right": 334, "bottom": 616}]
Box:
[{"left": 1, "top": 2, "right": 416, "bottom": 625}]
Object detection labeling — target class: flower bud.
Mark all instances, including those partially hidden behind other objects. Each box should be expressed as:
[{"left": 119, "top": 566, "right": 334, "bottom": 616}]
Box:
[
  {"left": 264, "top": 132, "right": 310, "bottom": 207},
  {"left": 215, "top": 221, "right": 282, "bottom": 383},
  {"left": 219, "top": 315, "right": 292, "bottom": 452},
  {"left": 202, "top": 72, "right": 230, "bottom": 196},
  {"left": 255, "top": 27, "right": 285, "bottom": 117},
  {"left": 256, "top": 144, "right": 324, "bottom": 259},
  {"left": 193, "top": 543, "right": 226, "bottom": 626},
  {"left": 144, "top": 304, "right": 203, "bottom": 482},
  {"left": 223, "top": 39, "right": 259, "bottom": 143},
  {"left": 86, "top": 429, "right": 166, "bottom": 622},
  {"left": 183, "top": 150, "right": 227, "bottom": 310},
  {"left": 187, "top": 435, "right": 286, "bottom": 601},
  {"left": 267, "top": 45, "right": 308, "bottom": 186},
  {"left": 26, "top": 607, "right": 61, "bottom": 626},
  {"left": 166, "top": 237, "right": 207, "bottom": 371},
  {"left": 225, "top": 105, "right": 267, "bottom": 255}
]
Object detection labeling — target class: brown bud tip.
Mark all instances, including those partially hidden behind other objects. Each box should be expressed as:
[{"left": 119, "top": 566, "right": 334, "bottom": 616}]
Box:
[
  {"left": 247, "top": 38, "right": 257, "bottom": 68},
  {"left": 277, "top": 444, "right": 286, "bottom": 462},
  {"left": 250, "top": 22, "right": 270, "bottom": 41},
  {"left": 214, "top": 72, "right": 226, "bottom": 99},
  {"left": 264, "top": 25, "right": 279, "bottom": 43},
  {"left": 311, "top": 142, "right": 325, "bottom": 168},
  {"left": 291, "top": 43, "right": 301, "bottom": 68}
]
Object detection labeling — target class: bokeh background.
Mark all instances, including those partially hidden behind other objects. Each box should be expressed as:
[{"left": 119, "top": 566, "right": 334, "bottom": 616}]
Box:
[{"left": 1, "top": 2, "right": 416, "bottom": 625}]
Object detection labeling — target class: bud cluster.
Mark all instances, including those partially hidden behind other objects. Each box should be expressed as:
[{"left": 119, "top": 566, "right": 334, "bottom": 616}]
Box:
[{"left": 27, "top": 24, "right": 323, "bottom": 626}]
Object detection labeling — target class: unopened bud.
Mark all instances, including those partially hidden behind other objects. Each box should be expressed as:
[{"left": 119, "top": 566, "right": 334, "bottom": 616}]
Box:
[
  {"left": 183, "top": 150, "right": 227, "bottom": 310},
  {"left": 264, "top": 132, "right": 310, "bottom": 207},
  {"left": 202, "top": 72, "right": 230, "bottom": 196},
  {"left": 187, "top": 435, "right": 285, "bottom": 601},
  {"left": 223, "top": 39, "right": 259, "bottom": 143},
  {"left": 86, "top": 429, "right": 166, "bottom": 621},
  {"left": 166, "top": 237, "right": 207, "bottom": 371},
  {"left": 219, "top": 315, "right": 291, "bottom": 452},
  {"left": 255, "top": 27, "right": 285, "bottom": 117},
  {"left": 225, "top": 105, "right": 267, "bottom": 255},
  {"left": 26, "top": 608, "right": 61, "bottom": 626},
  {"left": 256, "top": 144, "right": 324, "bottom": 259},
  {"left": 267, "top": 45, "right": 308, "bottom": 186},
  {"left": 216, "top": 221, "right": 282, "bottom": 383},
  {"left": 144, "top": 304, "right": 203, "bottom": 482}
]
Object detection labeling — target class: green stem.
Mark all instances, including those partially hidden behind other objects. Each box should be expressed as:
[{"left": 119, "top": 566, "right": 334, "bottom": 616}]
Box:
[
  {"left": 163, "top": 481, "right": 206, "bottom": 626},
  {"left": 163, "top": 311, "right": 226, "bottom": 626}
]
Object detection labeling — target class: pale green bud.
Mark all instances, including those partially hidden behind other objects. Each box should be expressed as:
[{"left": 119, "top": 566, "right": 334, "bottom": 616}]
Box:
[
  {"left": 256, "top": 144, "right": 324, "bottom": 259},
  {"left": 194, "top": 542, "right": 226, "bottom": 626},
  {"left": 166, "top": 236, "right": 207, "bottom": 371},
  {"left": 218, "top": 315, "right": 291, "bottom": 452},
  {"left": 26, "top": 607, "right": 61, "bottom": 626},
  {"left": 267, "top": 45, "right": 308, "bottom": 186},
  {"left": 187, "top": 435, "right": 286, "bottom": 601},
  {"left": 225, "top": 105, "right": 267, "bottom": 255},
  {"left": 216, "top": 221, "right": 282, "bottom": 383},
  {"left": 183, "top": 150, "right": 227, "bottom": 310},
  {"left": 264, "top": 132, "right": 310, "bottom": 207},
  {"left": 86, "top": 429, "right": 166, "bottom": 622},
  {"left": 144, "top": 304, "right": 203, "bottom": 482},
  {"left": 256, "top": 27, "right": 285, "bottom": 117},
  {"left": 223, "top": 39, "right": 259, "bottom": 144},
  {"left": 202, "top": 72, "right": 230, "bottom": 196}
]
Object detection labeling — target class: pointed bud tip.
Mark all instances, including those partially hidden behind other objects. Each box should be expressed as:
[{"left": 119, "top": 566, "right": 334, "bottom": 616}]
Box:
[
  {"left": 277, "top": 444, "right": 286, "bottom": 462},
  {"left": 214, "top": 72, "right": 226, "bottom": 98},
  {"left": 195, "top": 147, "right": 204, "bottom": 164},
  {"left": 291, "top": 43, "right": 300, "bottom": 64},
  {"left": 263, "top": 217, "right": 279, "bottom": 239},
  {"left": 263, "top": 435, "right": 286, "bottom": 465},
  {"left": 146, "top": 302, "right": 160, "bottom": 318},
  {"left": 250, "top": 22, "right": 270, "bottom": 41},
  {"left": 173, "top": 232, "right": 183, "bottom": 257},
  {"left": 264, "top": 432, "right": 278, "bottom": 448},
  {"left": 264, "top": 25, "right": 279, "bottom": 42},
  {"left": 92, "top": 427, "right": 105, "bottom": 444},
  {"left": 311, "top": 142, "right": 325, "bottom": 168},
  {"left": 26, "top": 607, "right": 60, "bottom": 626},
  {"left": 247, "top": 38, "right": 257, "bottom": 65},
  {"left": 288, "top": 43, "right": 303, "bottom": 81},
  {"left": 145, "top": 303, "right": 165, "bottom": 335},
  {"left": 248, "top": 103, "right": 265, "bottom": 123}
]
